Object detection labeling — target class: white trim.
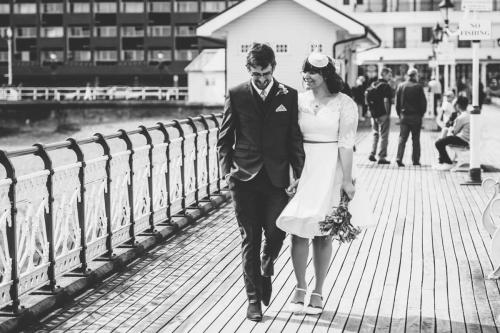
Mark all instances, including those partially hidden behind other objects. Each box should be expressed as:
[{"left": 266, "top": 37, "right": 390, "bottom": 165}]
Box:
[{"left": 197, "top": 0, "right": 365, "bottom": 36}]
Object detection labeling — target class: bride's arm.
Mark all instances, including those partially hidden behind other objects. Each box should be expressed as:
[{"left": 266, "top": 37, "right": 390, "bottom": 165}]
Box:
[{"left": 338, "top": 96, "right": 359, "bottom": 199}]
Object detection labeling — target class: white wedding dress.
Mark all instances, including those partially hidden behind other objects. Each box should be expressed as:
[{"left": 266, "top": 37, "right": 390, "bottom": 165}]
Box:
[{"left": 276, "top": 91, "right": 374, "bottom": 239}]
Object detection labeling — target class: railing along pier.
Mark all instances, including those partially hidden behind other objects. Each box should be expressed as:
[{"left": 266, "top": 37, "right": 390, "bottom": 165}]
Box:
[{"left": 0, "top": 114, "right": 223, "bottom": 314}]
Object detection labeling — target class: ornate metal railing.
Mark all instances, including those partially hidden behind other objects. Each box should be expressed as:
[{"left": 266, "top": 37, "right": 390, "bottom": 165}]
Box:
[
  {"left": 0, "top": 114, "right": 223, "bottom": 313},
  {"left": 482, "top": 177, "right": 500, "bottom": 280}
]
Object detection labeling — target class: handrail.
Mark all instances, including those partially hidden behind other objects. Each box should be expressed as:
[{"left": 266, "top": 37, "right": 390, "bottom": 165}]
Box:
[
  {"left": 0, "top": 86, "right": 189, "bottom": 102},
  {"left": 0, "top": 113, "right": 223, "bottom": 313}
]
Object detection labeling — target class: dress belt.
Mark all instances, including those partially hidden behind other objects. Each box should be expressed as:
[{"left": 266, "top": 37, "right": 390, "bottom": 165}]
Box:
[{"left": 303, "top": 140, "right": 338, "bottom": 144}]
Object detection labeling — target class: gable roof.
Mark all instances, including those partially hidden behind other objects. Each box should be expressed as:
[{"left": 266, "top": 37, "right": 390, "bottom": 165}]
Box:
[
  {"left": 197, "top": 0, "right": 380, "bottom": 48},
  {"left": 185, "top": 49, "right": 225, "bottom": 72}
]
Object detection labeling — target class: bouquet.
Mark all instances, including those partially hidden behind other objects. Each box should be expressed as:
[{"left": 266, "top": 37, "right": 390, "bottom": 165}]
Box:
[{"left": 319, "top": 188, "right": 361, "bottom": 243}]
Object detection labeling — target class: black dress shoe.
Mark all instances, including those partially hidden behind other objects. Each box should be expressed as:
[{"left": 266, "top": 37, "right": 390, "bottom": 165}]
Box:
[
  {"left": 377, "top": 159, "right": 390, "bottom": 165},
  {"left": 397, "top": 160, "right": 405, "bottom": 167},
  {"left": 262, "top": 276, "right": 272, "bottom": 306},
  {"left": 368, "top": 155, "right": 377, "bottom": 162},
  {"left": 413, "top": 162, "right": 421, "bottom": 166},
  {"left": 247, "top": 302, "right": 263, "bottom": 322}
]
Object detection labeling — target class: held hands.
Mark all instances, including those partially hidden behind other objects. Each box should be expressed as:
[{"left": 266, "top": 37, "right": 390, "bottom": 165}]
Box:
[
  {"left": 285, "top": 178, "right": 299, "bottom": 197},
  {"left": 342, "top": 179, "right": 355, "bottom": 200}
]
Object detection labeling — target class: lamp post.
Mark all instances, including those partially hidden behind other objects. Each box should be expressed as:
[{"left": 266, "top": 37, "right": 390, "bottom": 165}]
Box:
[
  {"left": 431, "top": 23, "right": 443, "bottom": 82},
  {"left": 157, "top": 52, "right": 166, "bottom": 86},
  {"left": 5, "top": 27, "right": 12, "bottom": 86}
]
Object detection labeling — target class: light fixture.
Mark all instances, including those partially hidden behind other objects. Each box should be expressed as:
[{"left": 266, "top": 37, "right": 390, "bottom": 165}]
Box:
[
  {"left": 432, "top": 23, "right": 444, "bottom": 44},
  {"left": 6, "top": 27, "right": 12, "bottom": 39},
  {"left": 438, "top": 0, "right": 454, "bottom": 27}
]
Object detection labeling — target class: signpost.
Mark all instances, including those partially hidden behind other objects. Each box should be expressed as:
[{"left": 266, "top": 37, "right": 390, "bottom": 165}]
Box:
[{"left": 458, "top": 4, "right": 492, "bottom": 185}]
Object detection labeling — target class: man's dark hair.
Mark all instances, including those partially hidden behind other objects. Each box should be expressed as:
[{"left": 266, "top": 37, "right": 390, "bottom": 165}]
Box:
[
  {"left": 302, "top": 57, "right": 344, "bottom": 94},
  {"left": 380, "top": 67, "right": 392, "bottom": 77},
  {"left": 246, "top": 43, "right": 276, "bottom": 70},
  {"left": 456, "top": 96, "right": 469, "bottom": 110}
]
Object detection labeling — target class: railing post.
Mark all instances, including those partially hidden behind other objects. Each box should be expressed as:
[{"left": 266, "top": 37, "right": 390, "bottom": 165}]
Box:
[
  {"left": 66, "top": 138, "right": 89, "bottom": 274},
  {"left": 200, "top": 115, "right": 211, "bottom": 199},
  {"left": 172, "top": 120, "right": 186, "bottom": 213},
  {"left": 157, "top": 122, "right": 172, "bottom": 220},
  {"left": 139, "top": 126, "right": 155, "bottom": 232},
  {"left": 94, "top": 133, "right": 113, "bottom": 257},
  {"left": 118, "top": 129, "right": 136, "bottom": 244},
  {"left": 187, "top": 118, "right": 199, "bottom": 206},
  {"left": 0, "top": 151, "right": 21, "bottom": 314},
  {"left": 211, "top": 114, "right": 222, "bottom": 192},
  {"left": 33, "top": 144, "right": 57, "bottom": 293}
]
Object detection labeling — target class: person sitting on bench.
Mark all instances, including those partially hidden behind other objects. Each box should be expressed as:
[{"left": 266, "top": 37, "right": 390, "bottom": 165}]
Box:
[{"left": 434, "top": 96, "right": 470, "bottom": 171}]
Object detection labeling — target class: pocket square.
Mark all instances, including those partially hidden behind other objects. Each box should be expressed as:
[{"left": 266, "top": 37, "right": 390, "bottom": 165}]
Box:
[{"left": 275, "top": 104, "right": 287, "bottom": 112}]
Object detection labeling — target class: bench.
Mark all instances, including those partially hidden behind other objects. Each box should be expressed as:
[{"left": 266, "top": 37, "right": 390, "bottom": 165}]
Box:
[
  {"left": 482, "top": 178, "right": 500, "bottom": 279},
  {"left": 446, "top": 144, "right": 470, "bottom": 172}
]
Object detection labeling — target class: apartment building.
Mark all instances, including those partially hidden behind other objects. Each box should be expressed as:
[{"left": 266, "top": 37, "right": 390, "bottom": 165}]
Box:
[
  {"left": 327, "top": 0, "right": 500, "bottom": 90},
  {"left": 0, "top": 0, "right": 240, "bottom": 86}
]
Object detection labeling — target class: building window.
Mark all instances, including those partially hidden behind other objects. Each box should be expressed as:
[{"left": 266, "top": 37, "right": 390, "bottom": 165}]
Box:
[
  {"left": 393, "top": 27, "right": 406, "bottom": 48},
  {"left": 122, "top": 50, "right": 144, "bottom": 61},
  {"left": 240, "top": 44, "right": 251, "bottom": 53},
  {"left": 13, "top": 3, "right": 37, "bottom": 14},
  {"left": 68, "top": 26, "right": 91, "bottom": 37},
  {"left": 0, "top": 51, "right": 8, "bottom": 62},
  {"left": 174, "top": 1, "right": 198, "bottom": 13},
  {"left": 17, "top": 51, "right": 36, "bottom": 62},
  {"left": 94, "top": 26, "right": 117, "bottom": 37},
  {"left": 421, "top": 27, "right": 432, "bottom": 42},
  {"left": 121, "top": 25, "right": 144, "bottom": 37},
  {"left": 16, "top": 27, "right": 37, "bottom": 38},
  {"left": 95, "top": 50, "right": 118, "bottom": 61},
  {"left": 201, "top": 1, "right": 226, "bottom": 12},
  {"left": 40, "top": 3, "right": 64, "bottom": 14},
  {"left": 148, "top": 50, "right": 172, "bottom": 61},
  {"left": 458, "top": 40, "right": 472, "bottom": 48},
  {"left": 148, "top": 1, "right": 171, "bottom": 12},
  {"left": 67, "top": 2, "right": 90, "bottom": 13},
  {"left": 41, "top": 50, "right": 64, "bottom": 62},
  {"left": 94, "top": 2, "right": 117, "bottom": 13},
  {"left": 275, "top": 44, "right": 288, "bottom": 53},
  {"left": 40, "top": 27, "right": 64, "bottom": 38},
  {"left": 121, "top": 1, "right": 144, "bottom": 13},
  {"left": 0, "top": 4, "right": 10, "bottom": 13},
  {"left": 148, "top": 25, "right": 171, "bottom": 37},
  {"left": 310, "top": 44, "right": 323, "bottom": 52},
  {"left": 68, "top": 50, "right": 91, "bottom": 61},
  {"left": 174, "top": 25, "right": 196, "bottom": 36},
  {"left": 175, "top": 49, "right": 198, "bottom": 61}
]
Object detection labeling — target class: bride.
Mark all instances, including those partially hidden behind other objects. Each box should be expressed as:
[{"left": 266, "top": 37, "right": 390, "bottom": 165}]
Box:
[{"left": 276, "top": 52, "right": 371, "bottom": 315}]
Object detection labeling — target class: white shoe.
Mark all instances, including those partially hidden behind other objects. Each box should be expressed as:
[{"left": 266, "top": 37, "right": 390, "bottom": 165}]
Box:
[
  {"left": 436, "top": 163, "right": 453, "bottom": 171},
  {"left": 305, "top": 292, "right": 323, "bottom": 315},
  {"left": 288, "top": 287, "right": 306, "bottom": 313}
]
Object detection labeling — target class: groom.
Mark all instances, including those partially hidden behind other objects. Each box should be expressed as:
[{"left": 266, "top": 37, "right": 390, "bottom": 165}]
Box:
[{"left": 217, "top": 43, "right": 305, "bottom": 321}]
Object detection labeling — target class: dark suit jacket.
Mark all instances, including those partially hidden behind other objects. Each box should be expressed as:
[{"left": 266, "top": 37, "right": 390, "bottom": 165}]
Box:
[
  {"left": 217, "top": 79, "right": 305, "bottom": 188},
  {"left": 395, "top": 79, "right": 427, "bottom": 118}
]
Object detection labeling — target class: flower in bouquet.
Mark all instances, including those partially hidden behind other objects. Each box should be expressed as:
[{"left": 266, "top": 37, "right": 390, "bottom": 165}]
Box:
[{"left": 318, "top": 188, "right": 361, "bottom": 243}]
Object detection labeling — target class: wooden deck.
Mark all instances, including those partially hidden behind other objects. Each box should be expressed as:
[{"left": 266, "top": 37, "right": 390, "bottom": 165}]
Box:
[{"left": 26, "top": 107, "right": 500, "bottom": 333}]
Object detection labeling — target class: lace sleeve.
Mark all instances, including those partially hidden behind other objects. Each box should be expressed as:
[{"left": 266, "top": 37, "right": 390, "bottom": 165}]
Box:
[{"left": 338, "top": 95, "right": 359, "bottom": 148}]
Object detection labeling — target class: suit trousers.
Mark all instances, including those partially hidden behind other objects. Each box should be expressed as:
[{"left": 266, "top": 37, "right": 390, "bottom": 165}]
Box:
[
  {"left": 370, "top": 114, "right": 390, "bottom": 159},
  {"left": 228, "top": 168, "right": 288, "bottom": 302},
  {"left": 397, "top": 116, "right": 422, "bottom": 164}
]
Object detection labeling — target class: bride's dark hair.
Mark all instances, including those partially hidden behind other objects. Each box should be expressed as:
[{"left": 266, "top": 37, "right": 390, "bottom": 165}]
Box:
[{"left": 302, "top": 57, "right": 344, "bottom": 94}]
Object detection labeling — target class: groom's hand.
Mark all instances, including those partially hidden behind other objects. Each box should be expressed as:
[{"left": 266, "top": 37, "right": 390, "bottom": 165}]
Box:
[{"left": 285, "top": 179, "right": 299, "bottom": 197}]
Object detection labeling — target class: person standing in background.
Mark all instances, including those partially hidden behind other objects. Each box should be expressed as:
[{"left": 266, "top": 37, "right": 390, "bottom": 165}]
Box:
[
  {"left": 395, "top": 68, "right": 427, "bottom": 167},
  {"left": 352, "top": 76, "right": 367, "bottom": 121},
  {"left": 366, "top": 67, "right": 393, "bottom": 165}
]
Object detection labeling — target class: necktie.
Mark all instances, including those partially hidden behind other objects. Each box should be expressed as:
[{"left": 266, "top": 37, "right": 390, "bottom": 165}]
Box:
[{"left": 260, "top": 89, "right": 267, "bottom": 101}]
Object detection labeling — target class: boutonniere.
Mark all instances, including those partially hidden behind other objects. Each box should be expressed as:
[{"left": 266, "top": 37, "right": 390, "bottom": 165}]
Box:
[{"left": 276, "top": 83, "right": 289, "bottom": 96}]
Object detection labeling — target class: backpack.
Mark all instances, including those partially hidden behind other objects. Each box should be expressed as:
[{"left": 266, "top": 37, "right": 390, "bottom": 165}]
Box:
[{"left": 365, "top": 82, "right": 386, "bottom": 118}]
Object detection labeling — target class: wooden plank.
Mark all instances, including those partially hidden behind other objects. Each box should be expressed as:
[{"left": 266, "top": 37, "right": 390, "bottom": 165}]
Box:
[
  {"left": 34, "top": 207, "right": 235, "bottom": 332},
  {"left": 341, "top": 154, "right": 398, "bottom": 332}
]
